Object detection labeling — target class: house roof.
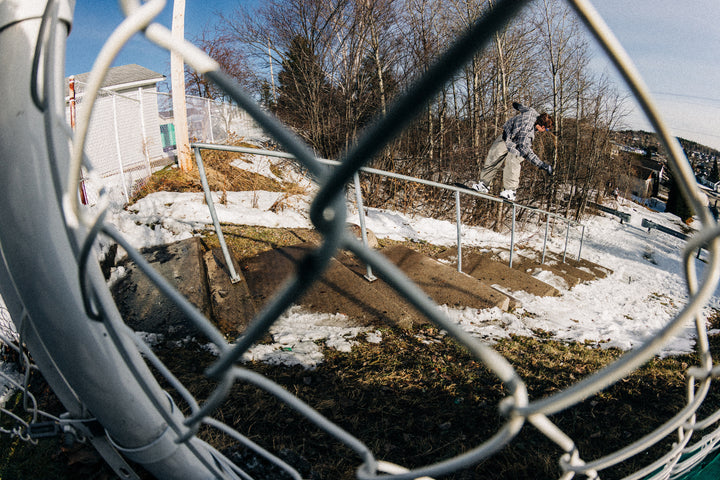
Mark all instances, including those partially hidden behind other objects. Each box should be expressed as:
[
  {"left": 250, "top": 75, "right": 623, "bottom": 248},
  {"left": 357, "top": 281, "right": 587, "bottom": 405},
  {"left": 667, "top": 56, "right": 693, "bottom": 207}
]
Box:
[
  {"left": 67, "top": 64, "right": 165, "bottom": 93},
  {"left": 635, "top": 156, "right": 664, "bottom": 172}
]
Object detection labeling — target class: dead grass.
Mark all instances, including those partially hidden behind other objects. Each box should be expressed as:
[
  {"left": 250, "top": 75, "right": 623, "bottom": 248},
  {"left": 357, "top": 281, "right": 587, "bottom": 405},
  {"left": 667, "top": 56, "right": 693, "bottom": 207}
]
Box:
[
  {"left": 707, "top": 309, "right": 720, "bottom": 331},
  {"left": 129, "top": 138, "right": 298, "bottom": 205},
  {"left": 202, "top": 225, "right": 322, "bottom": 262},
  {"left": 5, "top": 301, "right": 720, "bottom": 479},
  {"left": 140, "top": 326, "right": 717, "bottom": 480}
]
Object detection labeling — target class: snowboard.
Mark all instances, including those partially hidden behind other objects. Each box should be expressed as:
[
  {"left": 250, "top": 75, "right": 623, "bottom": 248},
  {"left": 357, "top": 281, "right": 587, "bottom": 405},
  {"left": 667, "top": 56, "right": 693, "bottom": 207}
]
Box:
[{"left": 451, "top": 182, "right": 516, "bottom": 204}]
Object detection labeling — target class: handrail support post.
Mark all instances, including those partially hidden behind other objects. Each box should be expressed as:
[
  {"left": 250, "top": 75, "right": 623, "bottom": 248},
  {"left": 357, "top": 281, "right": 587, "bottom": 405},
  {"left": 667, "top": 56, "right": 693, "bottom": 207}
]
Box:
[
  {"left": 194, "top": 146, "right": 241, "bottom": 283},
  {"left": 456, "top": 190, "right": 462, "bottom": 273},
  {"left": 353, "top": 173, "right": 376, "bottom": 282}
]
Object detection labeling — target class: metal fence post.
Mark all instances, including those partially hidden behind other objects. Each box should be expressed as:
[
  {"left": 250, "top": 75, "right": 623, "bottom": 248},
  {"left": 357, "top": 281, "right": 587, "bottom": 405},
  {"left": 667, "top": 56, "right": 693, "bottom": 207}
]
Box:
[
  {"left": 353, "top": 173, "right": 376, "bottom": 281},
  {"left": 509, "top": 203, "right": 516, "bottom": 268},
  {"left": 563, "top": 220, "right": 571, "bottom": 263},
  {"left": 193, "top": 147, "right": 241, "bottom": 283},
  {"left": 577, "top": 224, "right": 586, "bottom": 261},
  {"left": 0, "top": 12, "right": 226, "bottom": 478},
  {"left": 456, "top": 190, "right": 462, "bottom": 273},
  {"left": 207, "top": 97, "right": 214, "bottom": 143},
  {"left": 138, "top": 86, "right": 152, "bottom": 178},
  {"left": 541, "top": 214, "right": 550, "bottom": 264},
  {"left": 111, "top": 94, "right": 129, "bottom": 203}
]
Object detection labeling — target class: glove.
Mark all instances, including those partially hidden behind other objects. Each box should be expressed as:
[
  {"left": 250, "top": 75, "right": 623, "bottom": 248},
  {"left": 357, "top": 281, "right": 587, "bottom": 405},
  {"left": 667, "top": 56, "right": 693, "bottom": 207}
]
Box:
[{"left": 543, "top": 163, "right": 553, "bottom": 176}]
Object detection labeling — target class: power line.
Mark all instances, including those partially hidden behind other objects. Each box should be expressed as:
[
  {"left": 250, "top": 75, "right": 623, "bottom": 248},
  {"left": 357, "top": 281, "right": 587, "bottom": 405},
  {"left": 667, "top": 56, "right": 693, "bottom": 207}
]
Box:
[{"left": 653, "top": 91, "right": 720, "bottom": 105}]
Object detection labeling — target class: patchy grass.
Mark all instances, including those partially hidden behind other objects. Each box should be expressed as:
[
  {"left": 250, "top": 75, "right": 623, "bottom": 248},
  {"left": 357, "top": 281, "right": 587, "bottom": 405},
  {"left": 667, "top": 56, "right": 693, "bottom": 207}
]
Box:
[
  {"left": 201, "top": 225, "right": 322, "bottom": 261},
  {"left": 129, "top": 164, "right": 202, "bottom": 203},
  {"left": 129, "top": 139, "right": 300, "bottom": 205},
  {"left": 707, "top": 309, "right": 720, "bottom": 331},
  {"left": 377, "top": 237, "right": 455, "bottom": 259},
  {"left": 142, "top": 327, "right": 714, "bottom": 480},
  {"left": 5, "top": 305, "right": 720, "bottom": 479}
]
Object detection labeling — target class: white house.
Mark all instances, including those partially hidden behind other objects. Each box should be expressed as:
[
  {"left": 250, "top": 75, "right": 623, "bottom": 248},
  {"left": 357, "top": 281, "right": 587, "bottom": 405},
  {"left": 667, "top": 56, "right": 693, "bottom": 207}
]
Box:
[{"left": 66, "top": 64, "right": 168, "bottom": 203}]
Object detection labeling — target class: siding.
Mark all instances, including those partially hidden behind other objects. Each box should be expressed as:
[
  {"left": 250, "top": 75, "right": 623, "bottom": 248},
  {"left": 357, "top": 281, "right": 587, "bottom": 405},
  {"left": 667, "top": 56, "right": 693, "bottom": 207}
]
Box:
[{"left": 67, "top": 83, "right": 169, "bottom": 204}]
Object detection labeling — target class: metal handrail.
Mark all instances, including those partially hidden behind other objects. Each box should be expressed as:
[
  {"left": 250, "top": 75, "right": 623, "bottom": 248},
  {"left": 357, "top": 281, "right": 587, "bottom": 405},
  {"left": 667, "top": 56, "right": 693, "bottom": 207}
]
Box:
[{"left": 191, "top": 142, "right": 586, "bottom": 276}]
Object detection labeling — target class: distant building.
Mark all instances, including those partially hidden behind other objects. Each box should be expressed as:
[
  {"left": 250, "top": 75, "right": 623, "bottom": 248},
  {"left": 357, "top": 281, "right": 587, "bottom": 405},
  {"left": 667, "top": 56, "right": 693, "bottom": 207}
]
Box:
[
  {"left": 610, "top": 141, "right": 646, "bottom": 157},
  {"left": 612, "top": 144, "right": 665, "bottom": 199},
  {"left": 66, "top": 64, "right": 168, "bottom": 202}
]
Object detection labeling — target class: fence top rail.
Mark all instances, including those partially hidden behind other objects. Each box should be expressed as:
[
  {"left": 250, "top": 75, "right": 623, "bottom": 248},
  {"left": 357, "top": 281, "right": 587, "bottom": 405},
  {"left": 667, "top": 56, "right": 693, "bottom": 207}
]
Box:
[{"left": 191, "top": 142, "right": 583, "bottom": 227}]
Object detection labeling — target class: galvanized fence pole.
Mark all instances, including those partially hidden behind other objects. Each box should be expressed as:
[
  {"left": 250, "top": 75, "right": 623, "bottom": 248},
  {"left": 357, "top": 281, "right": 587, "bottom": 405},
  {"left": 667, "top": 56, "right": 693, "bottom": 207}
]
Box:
[
  {"left": 578, "top": 224, "right": 586, "bottom": 261},
  {"left": 353, "top": 172, "right": 376, "bottom": 281},
  {"left": 541, "top": 214, "right": 550, "bottom": 264},
  {"left": 456, "top": 190, "right": 463, "bottom": 273},
  {"left": 206, "top": 97, "right": 214, "bottom": 143},
  {"left": 509, "top": 203, "right": 517, "bottom": 268},
  {"left": 193, "top": 147, "right": 240, "bottom": 283},
  {"left": 111, "top": 94, "right": 130, "bottom": 203},
  {"left": 0, "top": 8, "right": 227, "bottom": 478}
]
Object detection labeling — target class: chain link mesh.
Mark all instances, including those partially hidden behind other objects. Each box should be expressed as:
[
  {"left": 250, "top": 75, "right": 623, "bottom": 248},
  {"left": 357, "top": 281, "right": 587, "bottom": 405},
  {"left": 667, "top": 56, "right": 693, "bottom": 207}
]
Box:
[{"left": 1, "top": 0, "right": 720, "bottom": 479}]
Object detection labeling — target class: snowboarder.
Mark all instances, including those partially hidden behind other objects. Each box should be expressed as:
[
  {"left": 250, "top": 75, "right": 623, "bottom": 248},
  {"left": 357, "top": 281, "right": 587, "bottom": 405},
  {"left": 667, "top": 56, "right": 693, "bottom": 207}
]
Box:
[{"left": 471, "top": 102, "right": 554, "bottom": 202}]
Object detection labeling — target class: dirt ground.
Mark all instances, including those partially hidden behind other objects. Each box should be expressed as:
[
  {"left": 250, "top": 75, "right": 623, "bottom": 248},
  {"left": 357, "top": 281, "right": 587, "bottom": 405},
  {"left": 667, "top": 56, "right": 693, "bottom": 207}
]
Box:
[
  {"left": 111, "top": 235, "right": 435, "bottom": 338},
  {"left": 109, "top": 225, "right": 596, "bottom": 341},
  {"left": 110, "top": 235, "right": 502, "bottom": 339}
]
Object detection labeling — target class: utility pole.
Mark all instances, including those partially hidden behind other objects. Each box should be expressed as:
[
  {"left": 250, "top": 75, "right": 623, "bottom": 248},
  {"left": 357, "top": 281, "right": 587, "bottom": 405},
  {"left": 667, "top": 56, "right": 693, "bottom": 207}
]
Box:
[
  {"left": 268, "top": 39, "right": 277, "bottom": 104},
  {"left": 171, "top": 0, "right": 192, "bottom": 171}
]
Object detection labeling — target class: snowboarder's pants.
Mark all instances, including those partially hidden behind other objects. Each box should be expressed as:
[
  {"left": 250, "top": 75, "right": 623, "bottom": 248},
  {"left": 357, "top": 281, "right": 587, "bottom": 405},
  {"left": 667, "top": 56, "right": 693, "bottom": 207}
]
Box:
[{"left": 478, "top": 135, "right": 522, "bottom": 191}]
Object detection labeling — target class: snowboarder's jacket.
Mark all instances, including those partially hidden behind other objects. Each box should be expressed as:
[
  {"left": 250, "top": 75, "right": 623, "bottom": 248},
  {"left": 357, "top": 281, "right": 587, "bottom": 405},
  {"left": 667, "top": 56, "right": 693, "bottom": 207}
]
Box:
[{"left": 502, "top": 102, "right": 545, "bottom": 169}]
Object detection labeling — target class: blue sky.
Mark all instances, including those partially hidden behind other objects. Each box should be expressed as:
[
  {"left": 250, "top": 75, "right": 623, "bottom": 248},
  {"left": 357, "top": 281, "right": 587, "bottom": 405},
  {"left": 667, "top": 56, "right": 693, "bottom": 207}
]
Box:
[
  {"left": 65, "top": 0, "right": 241, "bottom": 78},
  {"left": 590, "top": 0, "right": 720, "bottom": 151},
  {"left": 66, "top": 0, "right": 720, "bottom": 151}
]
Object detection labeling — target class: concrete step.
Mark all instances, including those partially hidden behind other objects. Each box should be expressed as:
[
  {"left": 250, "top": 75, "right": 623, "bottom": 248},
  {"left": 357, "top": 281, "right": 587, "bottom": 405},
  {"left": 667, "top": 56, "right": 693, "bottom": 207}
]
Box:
[
  {"left": 202, "top": 248, "right": 257, "bottom": 338},
  {"left": 511, "top": 252, "right": 595, "bottom": 290},
  {"left": 111, "top": 237, "right": 212, "bottom": 341},
  {"left": 461, "top": 251, "right": 560, "bottom": 298},
  {"left": 380, "top": 245, "right": 510, "bottom": 311},
  {"left": 239, "top": 243, "right": 428, "bottom": 329}
]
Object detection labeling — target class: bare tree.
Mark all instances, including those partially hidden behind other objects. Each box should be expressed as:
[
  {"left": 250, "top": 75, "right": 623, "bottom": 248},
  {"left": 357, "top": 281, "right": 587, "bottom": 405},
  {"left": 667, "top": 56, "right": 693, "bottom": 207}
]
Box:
[
  {"left": 400, "top": 0, "right": 445, "bottom": 161},
  {"left": 196, "top": 0, "right": 631, "bottom": 223},
  {"left": 186, "top": 29, "right": 253, "bottom": 101}
]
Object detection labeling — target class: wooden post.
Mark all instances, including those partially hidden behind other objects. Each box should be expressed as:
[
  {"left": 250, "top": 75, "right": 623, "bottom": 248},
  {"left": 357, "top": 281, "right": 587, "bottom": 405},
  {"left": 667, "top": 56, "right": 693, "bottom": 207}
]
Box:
[
  {"left": 68, "top": 75, "right": 76, "bottom": 129},
  {"left": 69, "top": 76, "right": 88, "bottom": 204},
  {"left": 171, "top": 0, "right": 192, "bottom": 171}
]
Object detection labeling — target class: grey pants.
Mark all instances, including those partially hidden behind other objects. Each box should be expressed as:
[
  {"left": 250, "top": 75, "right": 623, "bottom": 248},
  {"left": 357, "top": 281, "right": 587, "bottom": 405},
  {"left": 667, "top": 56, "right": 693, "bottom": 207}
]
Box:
[{"left": 479, "top": 135, "right": 523, "bottom": 191}]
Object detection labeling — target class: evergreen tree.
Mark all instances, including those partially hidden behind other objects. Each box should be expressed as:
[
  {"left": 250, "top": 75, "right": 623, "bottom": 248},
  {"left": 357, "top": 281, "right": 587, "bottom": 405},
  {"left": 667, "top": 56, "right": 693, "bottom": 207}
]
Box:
[
  {"left": 275, "top": 35, "right": 332, "bottom": 154},
  {"left": 260, "top": 80, "right": 275, "bottom": 111},
  {"left": 353, "top": 53, "right": 398, "bottom": 128},
  {"left": 665, "top": 168, "right": 695, "bottom": 222}
]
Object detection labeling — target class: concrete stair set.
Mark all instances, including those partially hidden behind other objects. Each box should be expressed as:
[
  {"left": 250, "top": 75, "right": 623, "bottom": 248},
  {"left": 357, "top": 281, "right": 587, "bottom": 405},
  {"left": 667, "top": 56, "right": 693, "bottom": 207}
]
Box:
[{"left": 112, "top": 233, "right": 611, "bottom": 339}]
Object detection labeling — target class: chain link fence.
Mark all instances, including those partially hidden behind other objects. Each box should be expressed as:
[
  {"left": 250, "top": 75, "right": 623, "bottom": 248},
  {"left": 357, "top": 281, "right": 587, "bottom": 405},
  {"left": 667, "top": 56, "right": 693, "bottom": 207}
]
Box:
[
  {"left": 66, "top": 80, "right": 266, "bottom": 206},
  {"left": 2, "top": 0, "right": 720, "bottom": 479},
  {"left": 156, "top": 91, "right": 268, "bottom": 148}
]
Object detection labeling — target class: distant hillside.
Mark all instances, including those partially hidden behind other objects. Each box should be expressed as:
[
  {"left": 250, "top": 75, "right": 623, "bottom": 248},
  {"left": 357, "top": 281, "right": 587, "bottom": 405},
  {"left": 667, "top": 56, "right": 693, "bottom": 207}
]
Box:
[
  {"left": 611, "top": 130, "right": 720, "bottom": 180},
  {"left": 611, "top": 130, "right": 720, "bottom": 159}
]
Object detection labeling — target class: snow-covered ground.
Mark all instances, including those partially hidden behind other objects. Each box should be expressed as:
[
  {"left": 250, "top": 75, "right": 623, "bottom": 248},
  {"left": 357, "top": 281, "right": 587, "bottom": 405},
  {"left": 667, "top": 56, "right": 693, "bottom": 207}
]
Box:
[{"left": 2, "top": 154, "right": 720, "bottom": 370}]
